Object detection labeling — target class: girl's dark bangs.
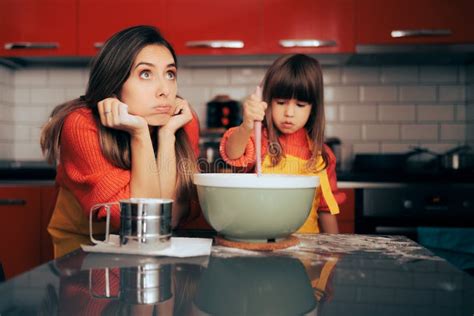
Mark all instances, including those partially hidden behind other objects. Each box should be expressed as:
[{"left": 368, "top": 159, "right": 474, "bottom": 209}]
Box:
[{"left": 270, "top": 69, "right": 314, "bottom": 103}]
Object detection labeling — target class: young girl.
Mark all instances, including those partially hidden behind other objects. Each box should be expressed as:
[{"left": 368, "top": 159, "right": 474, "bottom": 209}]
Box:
[
  {"left": 220, "top": 54, "right": 345, "bottom": 234},
  {"left": 41, "top": 25, "right": 200, "bottom": 257}
]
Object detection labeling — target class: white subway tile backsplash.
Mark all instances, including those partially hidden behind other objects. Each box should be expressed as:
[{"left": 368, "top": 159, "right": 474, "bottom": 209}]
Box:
[
  {"left": 399, "top": 86, "right": 437, "bottom": 102},
  {"left": 340, "top": 105, "right": 377, "bottom": 122},
  {"left": 0, "top": 123, "right": 14, "bottom": 141},
  {"left": 325, "top": 105, "right": 338, "bottom": 122},
  {"left": 378, "top": 105, "right": 415, "bottom": 122},
  {"left": 2, "top": 63, "right": 472, "bottom": 160},
  {"left": 360, "top": 86, "right": 397, "bottom": 102},
  {"left": 326, "top": 123, "right": 361, "bottom": 140},
  {"left": 82, "top": 68, "right": 91, "bottom": 86},
  {"left": 439, "top": 85, "right": 465, "bottom": 102},
  {"left": 0, "top": 142, "right": 13, "bottom": 159},
  {"left": 179, "top": 86, "right": 211, "bottom": 108},
  {"left": 0, "top": 66, "right": 12, "bottom": 85},
  {"left": 1, "top": 84, "right": 13, "bottom": 104},
  {"left": 65, "top": 88, "right": 86, "bottom": 100},
  {"left": 30, "top": 88, "right": 66, "bottom": 105},
  {"left": 325, "top": 86, "right": 359, "bottom": 102},
  {"left": 13, "top": 88, "right": 30, "bottom": 104},
  {"left": 13, "top": 142, "right": 43, "bottom": 160},
  {"left": 48, "top": 68, "right": 85, "bottom": 86},
  {"left": 381, "top": 143, "right": 414, "bottom": 153},
  {"left": 417, "top": 105, "right": 454, "bottom": 122},
  {"left": 177, "top": 68, "right": 193, "bottom": 85},
  {"left": 353, "top": 143, "right": 380, "bottom": 154},
  {"left": 0, "top": 85, "right": 5, "bottom": 103},
  {"left": 12, "top": 106, "right": 50, "bottom": 123},
  {"left": 363, "top": 124, "right": 399, "bottom": 140},
  {"left": 191, "top": 68, "right": 229, "bottom": 85},
  {"left": 13, "top": 125, "right": 31, "bottom": 141},
  {"left": 14, "top": 68, "right": 48, "bottom": 87},
  {"left": 440, "top": 124, "right": 466, "bottom": 141},
  {"left": 455, "top": 105, "right": 466, "bottom": 121},
  {"left": 381, "top": 66, "right": 418, "bottom": 83},
  {"left": 419, "top": 66, "right": 458, "bottom": 83},
  {"left": 230, "top": 67, "right": 266, "bottom": 85},
  {"left": 0, "top": 105, "right": 12, "bottom": 121},
  {"left": 30, "top": 126, "right": 42, "bottom": 142},
  {"left": 210, "top": 86, "right": 248, "bottom": 102},
  {"left": 322, "top": 67, "right": 342, "bottom": 84},
  {"left": 342, "top": 67, "right": 379, "bottom": 84},
  {"left": 401, "top": 124, "right": 438, "bottom": 141}
]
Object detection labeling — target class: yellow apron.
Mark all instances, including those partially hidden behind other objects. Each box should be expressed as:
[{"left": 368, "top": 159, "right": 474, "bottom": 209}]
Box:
[
  {"left": 48, "top": 188, "right": 109, "bottom": 258},
  {"left": 261, "top": 154, "right": 339, "bottom": 233}
]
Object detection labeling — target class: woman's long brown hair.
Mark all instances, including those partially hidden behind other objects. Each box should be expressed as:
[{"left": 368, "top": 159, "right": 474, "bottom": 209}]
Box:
[
  {"left": 40, "top": 25, "right": 197, "bottom": 200},
  {"left": 262, "top": 54, "right": 328, "bottom": 172}
]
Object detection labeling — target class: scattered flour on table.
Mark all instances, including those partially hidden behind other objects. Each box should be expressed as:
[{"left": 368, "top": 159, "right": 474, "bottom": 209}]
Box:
[
  {"left": 290, "top": 234, "right": 441, "bottom": 262},
  {"left": 211, "top": 234, "right": 441, "bottom": 262}
]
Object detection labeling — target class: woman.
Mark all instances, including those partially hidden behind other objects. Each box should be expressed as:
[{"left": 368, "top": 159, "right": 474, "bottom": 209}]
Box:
[{"left": 41, "top": 25, "right": 199, "bottom": 257}]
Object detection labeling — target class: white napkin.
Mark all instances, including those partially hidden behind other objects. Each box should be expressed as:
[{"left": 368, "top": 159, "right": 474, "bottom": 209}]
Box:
[{"left": 81, "top": 235, "right": 213, "bottom": 258}]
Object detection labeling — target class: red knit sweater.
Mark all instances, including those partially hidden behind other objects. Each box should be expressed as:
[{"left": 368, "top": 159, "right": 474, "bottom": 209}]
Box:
[{"left": 55, "top": 107, "right": 200, "bottom": 229}]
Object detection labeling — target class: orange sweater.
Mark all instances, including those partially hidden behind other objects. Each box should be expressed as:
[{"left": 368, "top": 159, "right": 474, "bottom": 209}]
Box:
[{"left": 55, "top": 107, "right": 200, "bottom": 229}]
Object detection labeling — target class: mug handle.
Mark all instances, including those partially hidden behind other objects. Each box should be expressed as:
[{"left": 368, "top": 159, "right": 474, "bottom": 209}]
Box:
[{"left": 89, "top": 202, "right": 118, "bottom": 245}]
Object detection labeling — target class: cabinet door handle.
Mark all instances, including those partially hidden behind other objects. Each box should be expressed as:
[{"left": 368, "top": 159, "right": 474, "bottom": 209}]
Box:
[
  {"left": 4, "top": 42, "right": 59, "bottom": 50},
  {"left": 186, "top": 40, "right": 244, "bottom": 49},
  {"left": 391, "top": 29, "right": 452, "bottom": 38},
  {"left": 94, "top": 42, "right": 104, "bottom": 49},
  {"left": 279, "top": 39, "right": 337, "bottom": 48},
  {"left": 0, "top": 199, "right": 26, "bottom": 206}
]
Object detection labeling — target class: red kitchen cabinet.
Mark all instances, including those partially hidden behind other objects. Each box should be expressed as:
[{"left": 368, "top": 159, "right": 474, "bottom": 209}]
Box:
[
  {"left": 262, "top": 0, "right": 355, "bottom": 54},
  {"left": 337, "top": 188, "right": 355, "bottom": 234},
  {"left": 356, "top": 0, "right": 474, "bottom": 45},
  {"left": 163, "top": 0, "right": 263, "bottom": 55},
  {"left": 0, "top": 186, "right": 41, "bottom": 279},
  {"left": 78, "top": 0, "right": 166, "bottom": 56},
  {"left": 0, "top": 0, "right": 77, "bottom": 57}
]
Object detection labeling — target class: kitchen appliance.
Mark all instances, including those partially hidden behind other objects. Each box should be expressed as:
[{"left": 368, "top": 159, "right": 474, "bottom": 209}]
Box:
[
  {"left": 355, "top": 183, "right": 474, "bottom": 239},
  {"left": 353, "top": 147, "right": 435, "bottom": 173},
  {"left": 206, "top": 95, "right": 241, "bottom": 129},
  {"left": 437, "top": 145, "right": 474, "bottom": 171},
  {"left": 352, "top": 151, "right": 474, "bottom": 274}
]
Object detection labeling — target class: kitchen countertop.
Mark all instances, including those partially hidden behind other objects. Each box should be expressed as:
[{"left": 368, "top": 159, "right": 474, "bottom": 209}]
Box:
[{"left": 0, "top": 234, "right": 472, "bottom": 315}]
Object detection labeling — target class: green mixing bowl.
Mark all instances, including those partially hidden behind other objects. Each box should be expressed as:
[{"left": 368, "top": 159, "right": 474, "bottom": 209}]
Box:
[{"left": 193, "top": 173, "right": 319, "bottom": 242}]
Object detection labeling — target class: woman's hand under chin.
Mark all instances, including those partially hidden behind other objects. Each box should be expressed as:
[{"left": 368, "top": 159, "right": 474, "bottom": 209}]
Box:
[
  {"left": 98, "top": 97, "right": 148, "bottom": 136},
  {"left": 159, "top": 97, "right": 193, "bottom": 136}
]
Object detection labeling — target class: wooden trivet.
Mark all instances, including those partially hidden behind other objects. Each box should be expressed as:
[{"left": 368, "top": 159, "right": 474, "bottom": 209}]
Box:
[{"left": 215, "top": 235, "right": 299, "bottom": 251}]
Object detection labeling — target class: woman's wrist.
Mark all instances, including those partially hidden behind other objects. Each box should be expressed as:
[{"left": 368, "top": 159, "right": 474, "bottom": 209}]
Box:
[
  {"left": 158, "top": 128, "right": 177, "bottom": 141},
  {"left": 130, "top": 128, "right": 151, "bottom": 140}
]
